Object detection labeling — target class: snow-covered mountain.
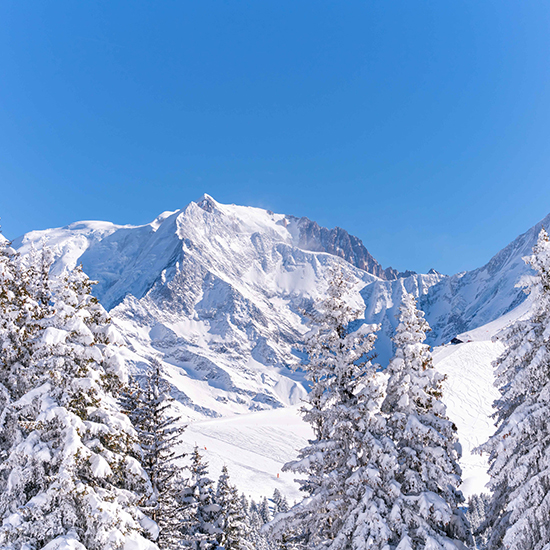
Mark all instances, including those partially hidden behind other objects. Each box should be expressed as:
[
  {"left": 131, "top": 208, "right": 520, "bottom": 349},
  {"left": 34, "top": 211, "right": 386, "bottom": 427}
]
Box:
[
  {"left": 13, "top": 195, "right": 548, "bottom": 423},
  {"left": 421, "top": 212, "right": 550, "bottom": 345},
  {"left": 13, "top": 195, "right": 434, "bottom": 417}
]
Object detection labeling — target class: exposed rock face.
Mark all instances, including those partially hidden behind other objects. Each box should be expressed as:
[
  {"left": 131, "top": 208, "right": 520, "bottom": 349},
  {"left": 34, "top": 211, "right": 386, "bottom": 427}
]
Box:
[
  {"left": 384, "top": 267, "right": 418, "bottom": 280},
  {"left": 285, "top": 216, "right": 410, "bottom": 280}
]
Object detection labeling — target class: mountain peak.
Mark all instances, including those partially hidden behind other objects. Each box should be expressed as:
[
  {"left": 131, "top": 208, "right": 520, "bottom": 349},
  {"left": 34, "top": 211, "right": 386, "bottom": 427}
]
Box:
[
  {"left": 13, "top": 196, "right": 543, "bottom": 423},
  {"left": 196, "top": 193, "right": 219, "bottom": 213}
]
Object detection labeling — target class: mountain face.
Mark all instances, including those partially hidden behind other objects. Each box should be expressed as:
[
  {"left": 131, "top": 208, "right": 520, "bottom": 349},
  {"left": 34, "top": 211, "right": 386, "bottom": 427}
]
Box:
[
  {"left": 420, "top": 212, "right": 550, "bottom": 345},
  {"left": 13, "top": 195, "right": 546, "bottom": 420},
  {"left": 12, "top": 196, "right": 381, "bottom": 418}
]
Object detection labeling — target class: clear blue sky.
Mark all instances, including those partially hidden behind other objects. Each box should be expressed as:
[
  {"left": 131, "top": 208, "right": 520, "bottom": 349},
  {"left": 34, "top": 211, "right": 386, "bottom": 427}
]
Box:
[{"left": 1, "top": 1, "right": 550, "bottom": 275}]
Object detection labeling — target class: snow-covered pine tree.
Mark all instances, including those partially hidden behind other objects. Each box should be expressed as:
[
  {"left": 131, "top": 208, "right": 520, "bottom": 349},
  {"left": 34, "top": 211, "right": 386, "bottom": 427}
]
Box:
[
  {"left": 0, "top": 261, "right": 157, "bottom": 550},
  {"left": 247, "top": 499, "right": 272, "bottom": 550},
  {"left": 0, "top": 239, "right": 29, "bottom": 458},
  {"left": 259, "top": 497, "right": 272, "bottom": 525},
  {"left": 122, "top": 357, "right": 187, "bottom": 549},
  {"left": 269, "top": 266, "right": 396, "bottom": 549},
  {"left": 215, "top": 465, "right": 253, "bottom": 550},
  {"left": 381, "top": 292, "right": 470, "bottom": 549},
  {"left": 478, "top": 228, "right": 550, "bottom": 550},
  {"left": 0, "top": 240, "right": 53, "bottom": 406},
  {"left": 241, "top": 494, "right": 249, "bottom": 517},
  {"left": 180, "top": 445, "right": 219, "bottom": 549},
  {"left": 21, "top": 241, "right": 55, "bottom": 315},
  {"left": 0, "top": 242, "right": 55, "bottom": 483},
  {"left": 466, "top": 494, "right": 490, "bottom": 550},
  {"left": 272, "top": 489, "right": 289, "bottom": 516}
]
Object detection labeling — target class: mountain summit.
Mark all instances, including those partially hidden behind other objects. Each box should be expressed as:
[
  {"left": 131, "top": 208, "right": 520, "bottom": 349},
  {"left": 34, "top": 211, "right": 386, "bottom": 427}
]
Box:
[{"left": 197, "top": 193, "right": 408, "bottom": 280}]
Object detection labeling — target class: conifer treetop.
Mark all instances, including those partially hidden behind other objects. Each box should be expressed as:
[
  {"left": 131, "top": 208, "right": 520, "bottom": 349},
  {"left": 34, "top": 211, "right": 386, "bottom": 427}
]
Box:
[{"left": 382, "top": 291, "right": 470, "bottom": 549}]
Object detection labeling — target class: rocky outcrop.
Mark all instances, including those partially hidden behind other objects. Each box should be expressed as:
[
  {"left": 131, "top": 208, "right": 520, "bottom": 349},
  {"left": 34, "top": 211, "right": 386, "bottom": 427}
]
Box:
[{"left": 288, "top": 216, "right": 409, "bottom": 280}]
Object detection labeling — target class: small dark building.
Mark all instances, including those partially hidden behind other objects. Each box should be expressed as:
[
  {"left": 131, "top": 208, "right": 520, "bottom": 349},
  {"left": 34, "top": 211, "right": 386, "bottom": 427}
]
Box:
[{"left": 450, "top": 337, "right": 464, "bottom": 345}]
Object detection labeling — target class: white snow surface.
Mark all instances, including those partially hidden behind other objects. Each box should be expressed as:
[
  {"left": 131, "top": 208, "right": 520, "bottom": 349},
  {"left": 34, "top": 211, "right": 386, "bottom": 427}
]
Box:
[
  {"left": 178, "top": 405, "right": 312, "bottom": 503},
  {"left": 435, "top": 341, "right": 501, "bottom": 499},
  {"left": 14, "top": 194, "right": 445, "bottom": 420},
  {"left": 421, "top": 213, "right": 550, "bottom": 345},
  {"left": 434, "top": 298, "right": 532, "bottom": 498}
]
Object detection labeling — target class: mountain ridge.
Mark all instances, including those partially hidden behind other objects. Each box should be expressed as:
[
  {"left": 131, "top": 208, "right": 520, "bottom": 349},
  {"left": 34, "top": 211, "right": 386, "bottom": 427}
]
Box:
[
  {"left": 196, "top": 194, "right": 412, "bottom": 280},
  {"left": 421, "top": 210, "right": 550, "bottom": 345}
]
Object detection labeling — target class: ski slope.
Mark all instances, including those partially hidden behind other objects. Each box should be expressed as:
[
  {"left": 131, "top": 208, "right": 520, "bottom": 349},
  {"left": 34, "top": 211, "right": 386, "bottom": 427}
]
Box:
[
  {"left": 178, "top": 406, "right": 312, "bottom": 503},
  {"left": 435, "top": 298, "right": 532, "bottom": 498},
  {"left": 435, "top": 341, "right": 501, "bottom": 498},
  {"left": 173, "top": 300, "right": 532, "bottom": 503}
]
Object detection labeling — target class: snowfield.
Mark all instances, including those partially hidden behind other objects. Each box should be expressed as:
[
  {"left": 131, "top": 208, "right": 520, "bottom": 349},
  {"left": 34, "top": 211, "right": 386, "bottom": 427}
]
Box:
[
  {"left": 171, "top": 336, "right": 496, "bottom": 503},
  {"left": 172, "top": 342, "right": 497, "bottom": 503},
  {"left": 436, "top": 341, "right": 501, "bottom": 499},
  {"left": 178, "top": 406, "right": 312, "bottom": 503}
]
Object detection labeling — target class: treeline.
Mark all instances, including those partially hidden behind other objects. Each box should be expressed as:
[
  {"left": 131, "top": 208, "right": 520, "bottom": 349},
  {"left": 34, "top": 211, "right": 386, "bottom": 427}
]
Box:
[{"left": 1, "top": 228, "right": 550, "bottom": 550}]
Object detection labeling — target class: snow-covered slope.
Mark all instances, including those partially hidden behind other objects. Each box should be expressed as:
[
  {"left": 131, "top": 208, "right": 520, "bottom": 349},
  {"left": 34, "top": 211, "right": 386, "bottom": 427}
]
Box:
[
  {"left": 13, "top": 196, "right": 548, "bottom": 424},
  {"left": 12, "top": 195, "right": 549, "bottom": 501},
  {"left": 174, "top": 297, "right": 532, "bottom": 502},
  {"left": 433, "top": 297, "right": 533, "bottom": 498}
]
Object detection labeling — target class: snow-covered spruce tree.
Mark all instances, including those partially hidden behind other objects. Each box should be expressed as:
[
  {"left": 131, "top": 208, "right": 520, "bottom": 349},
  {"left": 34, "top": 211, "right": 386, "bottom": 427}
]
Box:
[
  {"left": 180, "top": 445, "right": 219, "bottom": 549},
  {"left": 466, "top": 494, "right": 490, "bottom": 550},
  {"left": 122, "top": 357, "right": 187, "bottom": 549},
  {"left": 381, "top": 292, "right": 470, "bottom": 549},
  {"left": 0, "top": 241, "right": 53, "bottom": 408},
  {"left": 0, "top": 262, "right": 157, "bottom": 550},
  {"left": 247, "top": 500, "right": 272, "bottom": 550},
  {"left": 259, "top": 496, "right": 272, "bottom": 525},
  {"left": 215, "top": 465, "right": 253, "bottom": 550},
  {"left": 478, "top": 228, "right": 550, "bottom": 550},
  {"left": 272, "top": 489, "right": 289, "bottom": 516},
  {"left": 0, "top": 242, "right": 55, "bottom": 482},
  {"left": 269, "top": 266, "right": 397, "bottom": 549}
]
